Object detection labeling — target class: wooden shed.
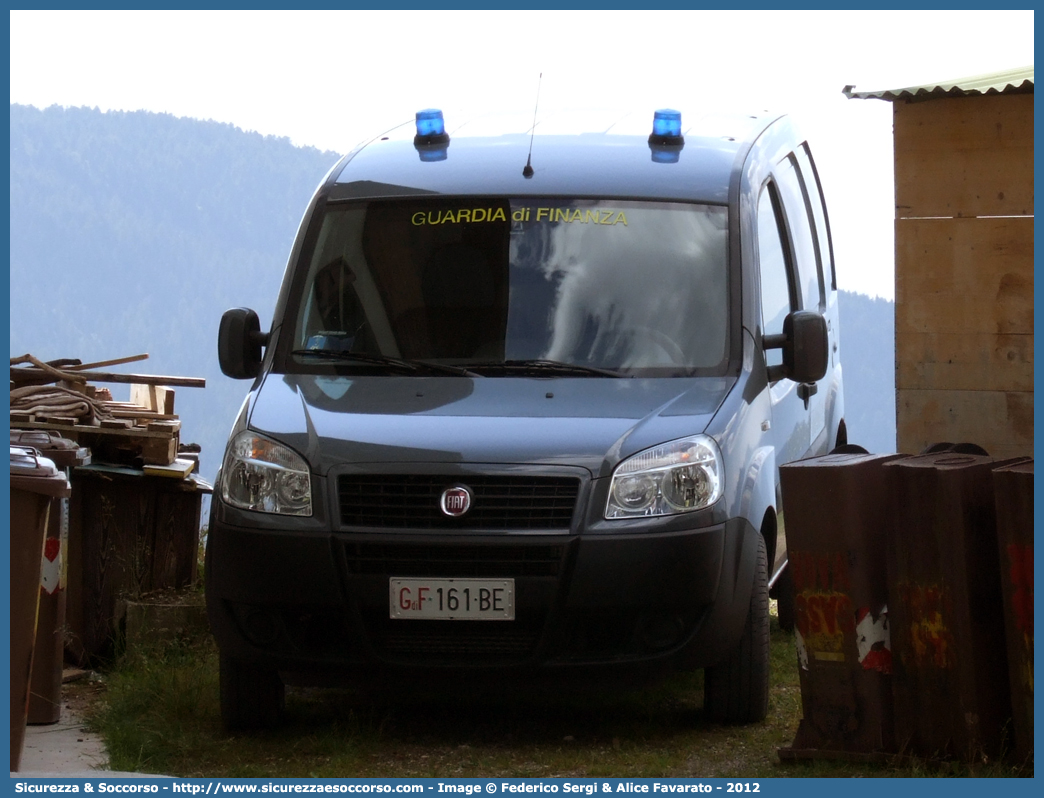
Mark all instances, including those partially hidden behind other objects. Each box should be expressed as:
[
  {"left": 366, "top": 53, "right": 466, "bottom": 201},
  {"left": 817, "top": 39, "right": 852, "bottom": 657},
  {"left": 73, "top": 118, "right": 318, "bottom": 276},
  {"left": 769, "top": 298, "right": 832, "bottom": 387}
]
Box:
[{"left": 845, "top": 68, "right": 1034, "bottom": 458}]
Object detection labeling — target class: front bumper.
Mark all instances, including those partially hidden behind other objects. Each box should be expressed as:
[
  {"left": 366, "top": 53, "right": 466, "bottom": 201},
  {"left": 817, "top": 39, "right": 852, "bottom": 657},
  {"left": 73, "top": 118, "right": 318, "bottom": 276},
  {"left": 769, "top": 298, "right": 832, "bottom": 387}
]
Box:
[{"left": 205, "top": 506, "right": 758, "bottom": 679}]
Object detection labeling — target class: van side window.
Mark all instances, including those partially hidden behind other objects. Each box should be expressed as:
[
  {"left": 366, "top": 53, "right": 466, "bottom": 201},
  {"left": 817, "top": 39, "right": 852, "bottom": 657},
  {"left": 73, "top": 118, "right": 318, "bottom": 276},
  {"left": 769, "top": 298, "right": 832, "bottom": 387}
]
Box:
[
  {"left": 775, "top": 156, "right": 823, "bottom": 312},
  {"left": 794, "top": 143, "right": 836, "bottom": 291},
  {"left": 756, "top": 183, "right": 795, "bottom": 371}
]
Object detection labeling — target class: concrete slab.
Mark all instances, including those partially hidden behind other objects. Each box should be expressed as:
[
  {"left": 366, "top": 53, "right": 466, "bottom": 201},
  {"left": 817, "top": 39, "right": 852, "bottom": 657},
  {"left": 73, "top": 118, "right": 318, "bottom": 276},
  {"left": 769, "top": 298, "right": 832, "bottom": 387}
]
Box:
[
  {"left": 12, "top": 694, "right": 170, "bottom": 779},
  {"left": 14, "top": 698, "right": 109, "bottom": 776}
]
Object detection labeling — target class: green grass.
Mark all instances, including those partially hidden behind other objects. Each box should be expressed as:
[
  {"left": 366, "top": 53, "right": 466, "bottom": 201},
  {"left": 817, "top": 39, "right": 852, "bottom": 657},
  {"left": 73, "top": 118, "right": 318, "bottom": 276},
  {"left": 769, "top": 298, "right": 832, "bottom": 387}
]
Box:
[{"left": 86, "top": 604, "right": 1029, "bottom": 779}]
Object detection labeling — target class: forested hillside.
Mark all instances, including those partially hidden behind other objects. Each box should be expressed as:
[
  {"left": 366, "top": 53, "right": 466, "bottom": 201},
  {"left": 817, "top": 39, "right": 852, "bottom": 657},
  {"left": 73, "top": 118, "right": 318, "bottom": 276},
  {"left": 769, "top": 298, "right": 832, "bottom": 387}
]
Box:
[
  {"left": 10, "top": 104, "right": 342, "bottom": 480},
  {"left": 9, "top": 104, "right": 896, "bottom": 482}
]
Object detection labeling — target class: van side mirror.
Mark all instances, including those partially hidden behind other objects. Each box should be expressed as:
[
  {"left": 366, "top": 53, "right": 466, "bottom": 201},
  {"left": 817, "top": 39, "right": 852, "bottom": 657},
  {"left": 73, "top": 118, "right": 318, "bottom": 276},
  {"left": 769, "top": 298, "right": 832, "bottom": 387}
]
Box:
[
  {"left": 764, "top": 310, "right": 828, "bottom": 384},
  {"left": 218, "top": 308, "right": 268, "bottom": 379}
]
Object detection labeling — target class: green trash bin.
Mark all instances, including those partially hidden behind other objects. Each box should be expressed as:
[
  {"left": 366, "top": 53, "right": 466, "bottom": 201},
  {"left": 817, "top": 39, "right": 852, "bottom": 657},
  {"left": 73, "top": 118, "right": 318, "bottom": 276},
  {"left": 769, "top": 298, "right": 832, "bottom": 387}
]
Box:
[{"left": 9, "top": 445, "right": 70, "bottom": 772}]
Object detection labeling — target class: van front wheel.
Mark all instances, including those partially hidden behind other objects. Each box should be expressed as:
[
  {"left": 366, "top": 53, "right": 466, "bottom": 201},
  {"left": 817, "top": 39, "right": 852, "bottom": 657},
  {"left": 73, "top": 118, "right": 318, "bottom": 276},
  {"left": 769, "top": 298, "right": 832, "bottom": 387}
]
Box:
[
  {"left": 220, "top": 655, "right": 285, "bottom": 732},
  {"left": 703, "top": 534, "right": 770, "bottom": 724}
]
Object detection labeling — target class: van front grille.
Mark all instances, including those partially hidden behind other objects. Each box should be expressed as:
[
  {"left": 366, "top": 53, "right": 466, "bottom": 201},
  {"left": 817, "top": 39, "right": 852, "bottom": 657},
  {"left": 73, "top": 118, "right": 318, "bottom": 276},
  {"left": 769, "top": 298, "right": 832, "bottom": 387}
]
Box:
[
  {"left": 338, "top": 474, "right": 580, "bottom": 530},
  {"left": 372, "top": 620, "right": 543, "bottom": 659},
  {"left": 343, "top": 541, "right": 567, "bottom": 578}
]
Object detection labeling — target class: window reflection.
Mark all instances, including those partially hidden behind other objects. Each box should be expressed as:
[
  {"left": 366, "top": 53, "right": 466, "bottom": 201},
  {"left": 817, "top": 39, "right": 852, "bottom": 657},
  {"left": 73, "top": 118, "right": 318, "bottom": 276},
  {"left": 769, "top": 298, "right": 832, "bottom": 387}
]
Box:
[
  {"left": 509, "top": 201, "right": 727, "bottom": 369},
  {"left": 292, "top": 199, "right": 729, "bottom": 375}
]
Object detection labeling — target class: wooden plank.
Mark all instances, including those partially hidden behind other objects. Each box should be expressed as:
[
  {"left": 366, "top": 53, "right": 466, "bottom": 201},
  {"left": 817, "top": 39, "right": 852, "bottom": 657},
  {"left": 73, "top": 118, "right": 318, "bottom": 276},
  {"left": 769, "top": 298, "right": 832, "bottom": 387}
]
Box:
[
  {"left": 143, "top": 458, "right": 196, "bottom": 479},
  {"left": 896, "top": 331, "right": 1033, "bottom": 393},
  {"left": 141, "top": 435, "right": 179, "bottom": 466},
  {"left": 896, "top": 388, "right": 1032, "bottom": 457},
  {"left": 130, "top": 384, "right": 156, "bottom": 412},
  {"left": 10, "top": 420, "right": 178, "bottom": 441},
  {"left": 10, "top": 367, "right": 205, "bottom": 388},
  {"left": 37, "top": 416, "right": 77, "bottom": 426},
  {"left": 895, "top": 149, "right": 1033, "bottom": 218},
  {"left": 130, "top": 383, "right": 175, "bottom": 415},
  {"left": 99, "top": 419, "right": 134, "bottom": 429},
  {"left": 108, "top": 410, "right": 179, "bottom": 421},
  {"left": 894, "top": 94, "right": 1033, "bottom": 218},
  {"left": 147, "top": 420, "right": 181, "bottom": 434},
  {"left": 894, "top": 93, "right": 1033, "bottom": 153},
  {"left": 102, "top": 402, "right": 178, "bottom": 420},
  {"left": 895, "top": 217, "right": 1033, "bottom": 335},
  {"left": 68, "top": 354, "right": 150, "bottom": 372}
]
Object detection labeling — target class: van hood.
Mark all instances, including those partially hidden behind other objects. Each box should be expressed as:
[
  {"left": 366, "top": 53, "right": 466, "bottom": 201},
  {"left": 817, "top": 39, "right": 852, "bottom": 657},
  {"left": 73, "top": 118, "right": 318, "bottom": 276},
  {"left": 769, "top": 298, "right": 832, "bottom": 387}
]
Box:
[{"left": 247, "top": 374, "right": 735, "bottom": 478}]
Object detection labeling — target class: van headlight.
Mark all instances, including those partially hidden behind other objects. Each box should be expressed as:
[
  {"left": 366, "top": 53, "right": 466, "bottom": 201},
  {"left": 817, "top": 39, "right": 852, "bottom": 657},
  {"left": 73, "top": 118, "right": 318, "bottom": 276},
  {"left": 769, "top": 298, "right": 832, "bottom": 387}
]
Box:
[
  {"left": 220, "top": 431, "right": 312, "bottom": 516},
  {"left": 605, "top": 435, "right": 723, "bottom": 519}
]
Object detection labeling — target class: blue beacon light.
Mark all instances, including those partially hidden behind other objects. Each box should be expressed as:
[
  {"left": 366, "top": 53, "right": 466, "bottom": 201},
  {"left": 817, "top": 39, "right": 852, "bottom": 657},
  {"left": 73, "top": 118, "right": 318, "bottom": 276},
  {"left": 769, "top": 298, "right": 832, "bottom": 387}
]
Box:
[
  {"left": 415, "top": 109, "right": 446, "bottom": 138},
  {"left": 414, "top": 108, "right": 450, "bottom": 161},
  {"left": 648, "top": 109, "right": 684, "bottom": 163}
]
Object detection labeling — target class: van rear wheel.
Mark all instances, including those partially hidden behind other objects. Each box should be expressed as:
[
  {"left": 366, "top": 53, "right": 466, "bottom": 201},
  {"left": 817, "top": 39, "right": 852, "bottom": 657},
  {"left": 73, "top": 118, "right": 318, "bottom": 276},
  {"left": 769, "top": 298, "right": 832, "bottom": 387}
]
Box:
[
  {"left": 220, "top": 654, "right": 285, "bottom": 732},
  {"left": 703, "top": 534, "right": 769, "bottom": 724}
]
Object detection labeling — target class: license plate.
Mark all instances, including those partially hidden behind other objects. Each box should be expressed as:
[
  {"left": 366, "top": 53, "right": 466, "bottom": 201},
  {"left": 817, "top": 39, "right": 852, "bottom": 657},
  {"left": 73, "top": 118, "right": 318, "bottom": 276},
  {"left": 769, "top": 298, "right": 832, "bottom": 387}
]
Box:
[{"left": 389, "top": 578, "right": 514, "bottom": 620}]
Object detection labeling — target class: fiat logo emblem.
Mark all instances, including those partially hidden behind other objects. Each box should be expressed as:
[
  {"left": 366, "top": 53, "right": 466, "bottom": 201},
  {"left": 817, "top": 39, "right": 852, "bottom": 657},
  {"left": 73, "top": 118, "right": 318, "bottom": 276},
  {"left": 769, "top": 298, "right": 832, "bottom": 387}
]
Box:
[{"left": 440, "top": 485, "right": 473, "bottom": 517}]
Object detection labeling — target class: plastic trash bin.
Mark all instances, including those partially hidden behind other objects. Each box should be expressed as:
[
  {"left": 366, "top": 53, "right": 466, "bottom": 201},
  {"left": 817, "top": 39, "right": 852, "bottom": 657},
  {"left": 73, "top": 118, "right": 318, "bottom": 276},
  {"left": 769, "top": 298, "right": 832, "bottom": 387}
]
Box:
[
  {"left": 9, "top": 445, "right": 70, "bottom": 772},
  {"left": 10, "top": 430, "right": 90, "bottom": 724}
]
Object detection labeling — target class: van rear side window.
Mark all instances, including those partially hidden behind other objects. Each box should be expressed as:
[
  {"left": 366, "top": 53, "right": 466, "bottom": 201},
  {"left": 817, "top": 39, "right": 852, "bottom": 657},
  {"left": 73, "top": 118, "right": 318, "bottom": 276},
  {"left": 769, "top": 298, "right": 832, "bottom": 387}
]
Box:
[
  {"left": 775, "top": 156, "right": 823, "bottom": 312},
  {"left": 290, "top": 198, "right": 730, "bottom": 375}
]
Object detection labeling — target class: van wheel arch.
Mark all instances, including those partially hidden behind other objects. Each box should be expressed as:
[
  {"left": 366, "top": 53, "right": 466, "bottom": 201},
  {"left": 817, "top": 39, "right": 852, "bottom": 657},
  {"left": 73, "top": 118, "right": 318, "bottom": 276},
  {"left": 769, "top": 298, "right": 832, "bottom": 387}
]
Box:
[
  {"left": 835, "top": 419, "right": 848, "bottom": 449},
  {"left": 757, "top": 508, "right": 777, "bottom": 583}
]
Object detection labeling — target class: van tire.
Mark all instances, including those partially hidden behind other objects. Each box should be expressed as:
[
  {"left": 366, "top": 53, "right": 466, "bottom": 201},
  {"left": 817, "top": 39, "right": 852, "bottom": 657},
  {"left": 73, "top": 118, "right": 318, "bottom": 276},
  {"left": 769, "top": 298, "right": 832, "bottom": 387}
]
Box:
[
  {"left": 220, "top": 655, "right": 285, "bottom": 732},
  {"left": 703, "top": 534, "right": 770, "bottom": 724}
]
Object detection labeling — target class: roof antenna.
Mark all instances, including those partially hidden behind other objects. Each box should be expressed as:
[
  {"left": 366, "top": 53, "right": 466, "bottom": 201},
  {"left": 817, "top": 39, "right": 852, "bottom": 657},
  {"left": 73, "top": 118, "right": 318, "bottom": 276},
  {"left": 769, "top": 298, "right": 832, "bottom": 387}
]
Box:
[{"left": 523, "top": 73, "right": 542, "bottom": 178}]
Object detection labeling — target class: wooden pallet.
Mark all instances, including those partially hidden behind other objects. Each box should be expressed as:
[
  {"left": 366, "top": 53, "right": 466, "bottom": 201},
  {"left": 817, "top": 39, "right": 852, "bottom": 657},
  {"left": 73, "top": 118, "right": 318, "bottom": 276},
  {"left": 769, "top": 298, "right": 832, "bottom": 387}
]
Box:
[
  {"left": 9, "top": 418, "right": 180, "bottom": 465},
  {"left": 10, "top": 383, "right": 184, "bottom": 466}
]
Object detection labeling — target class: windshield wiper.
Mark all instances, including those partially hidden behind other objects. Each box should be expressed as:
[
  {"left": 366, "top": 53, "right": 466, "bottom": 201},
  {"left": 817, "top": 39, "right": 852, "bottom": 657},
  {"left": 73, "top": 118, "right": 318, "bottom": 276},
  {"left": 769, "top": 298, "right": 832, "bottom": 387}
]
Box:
[
  {"left": 291, "top": 350, "right": 479, "bottom": 377},
  {"left": 463, "top": 359, "right": 625, "bottom": 378}
]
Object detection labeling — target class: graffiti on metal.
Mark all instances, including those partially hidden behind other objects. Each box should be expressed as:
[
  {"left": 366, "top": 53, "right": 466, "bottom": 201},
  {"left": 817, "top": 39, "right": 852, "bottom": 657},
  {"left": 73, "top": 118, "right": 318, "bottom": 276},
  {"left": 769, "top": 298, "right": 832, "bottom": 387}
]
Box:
[
  {"left": 791, "top": 550, "right": 854, "bottom": 669},
  {"left": 790, "top": 550, "right": 852, "bottom": 594},
  {"left": 1006, "top": 542, "right": 1033, "bottom": 692},
  {"left": 897, "top": 582, "right": 955, "bottom": 669},
  {"left": 855, "top": 606, "right": 891, "bottom": 673},
  {"left": 1007, "top": 543, "right": 1033, "bottom": 640}
]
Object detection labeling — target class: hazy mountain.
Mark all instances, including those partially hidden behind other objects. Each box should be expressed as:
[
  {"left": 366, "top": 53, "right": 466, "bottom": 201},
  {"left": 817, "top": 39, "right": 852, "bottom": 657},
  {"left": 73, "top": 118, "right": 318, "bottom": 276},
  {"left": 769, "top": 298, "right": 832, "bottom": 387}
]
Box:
[
  {"left": 9, "top": 104, "right": 897, "bottom": 485},
  {"left": 10, "top": 104, "right": 342, "bottom": 482}
]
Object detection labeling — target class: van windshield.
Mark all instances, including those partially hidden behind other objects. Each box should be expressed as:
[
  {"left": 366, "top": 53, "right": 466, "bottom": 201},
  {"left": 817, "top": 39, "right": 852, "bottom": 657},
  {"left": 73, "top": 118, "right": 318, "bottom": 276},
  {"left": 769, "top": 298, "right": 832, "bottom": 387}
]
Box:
[{"left": 288, "top": 198, "right": 728, "bottom": 376}]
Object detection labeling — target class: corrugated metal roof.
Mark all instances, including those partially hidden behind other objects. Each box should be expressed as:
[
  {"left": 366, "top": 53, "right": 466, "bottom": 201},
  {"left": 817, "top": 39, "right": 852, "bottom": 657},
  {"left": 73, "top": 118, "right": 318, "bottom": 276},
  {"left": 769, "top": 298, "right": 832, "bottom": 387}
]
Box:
[{"left": 843, "top": 66, "right": 1033, "bottom": 101}]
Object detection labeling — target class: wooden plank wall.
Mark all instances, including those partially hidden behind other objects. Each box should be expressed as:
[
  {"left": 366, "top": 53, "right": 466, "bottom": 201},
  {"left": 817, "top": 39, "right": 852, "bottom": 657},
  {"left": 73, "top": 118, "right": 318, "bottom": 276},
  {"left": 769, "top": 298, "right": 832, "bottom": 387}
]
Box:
[
  {"left": 893, "top": 93, "right": 1033, "bottom": 457},
  {"left": 65, "top": 472, "right": 202, "bottom": 665}
]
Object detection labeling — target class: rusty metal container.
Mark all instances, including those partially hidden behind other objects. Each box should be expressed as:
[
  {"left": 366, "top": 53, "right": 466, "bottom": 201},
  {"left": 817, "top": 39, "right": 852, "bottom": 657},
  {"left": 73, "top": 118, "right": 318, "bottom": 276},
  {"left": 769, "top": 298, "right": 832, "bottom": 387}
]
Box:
[
  {"left": 10, "top": 430, "right": 91, "bottom": 724},
  {"left": 883, "top": 452, "right": 1027, "bottom": 762},
  {"left": 778, "top": 452, "right": 907, "bottom": 759},
  {"left": 9, "top": 446, "right": 70, "bottom": 771},
  {"left": 992, "top": 459, "right": 1033, "bottom": 765}
]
